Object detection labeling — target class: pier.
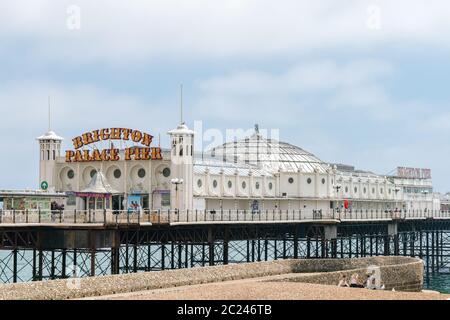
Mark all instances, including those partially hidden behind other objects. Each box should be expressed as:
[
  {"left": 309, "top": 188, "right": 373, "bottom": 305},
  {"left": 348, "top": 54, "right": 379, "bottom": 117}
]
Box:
[{"left": 0, "top": 209, "right": 449, "bottom": 285}]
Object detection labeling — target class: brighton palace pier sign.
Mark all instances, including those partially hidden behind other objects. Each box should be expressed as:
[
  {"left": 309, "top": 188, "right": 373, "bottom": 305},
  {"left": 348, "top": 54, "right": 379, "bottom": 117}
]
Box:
[{"left": 65, "top": 128, "right": 163, "bottom": 163}]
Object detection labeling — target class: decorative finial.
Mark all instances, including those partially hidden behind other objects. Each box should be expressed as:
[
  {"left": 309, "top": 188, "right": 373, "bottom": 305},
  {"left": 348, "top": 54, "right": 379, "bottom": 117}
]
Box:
[{"left": 255, "top": 124, "right": 259, "bottom": 134}]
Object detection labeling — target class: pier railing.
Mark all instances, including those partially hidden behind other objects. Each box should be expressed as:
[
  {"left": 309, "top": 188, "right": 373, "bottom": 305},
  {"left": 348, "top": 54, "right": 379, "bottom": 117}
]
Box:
[{"left": 0, "top": 208, "right": 449, "bottom": 225}]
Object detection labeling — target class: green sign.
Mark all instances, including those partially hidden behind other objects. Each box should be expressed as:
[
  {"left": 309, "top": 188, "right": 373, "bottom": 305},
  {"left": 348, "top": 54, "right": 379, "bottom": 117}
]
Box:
[{"left": 41, "top": 181, "right": 49, "bottom": 190}]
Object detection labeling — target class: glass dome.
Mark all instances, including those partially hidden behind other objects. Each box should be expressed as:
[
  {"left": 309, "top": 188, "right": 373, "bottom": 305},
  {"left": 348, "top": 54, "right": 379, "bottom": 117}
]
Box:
[{"left": 208, "top": 130, "right": 331, "bottom": 174}]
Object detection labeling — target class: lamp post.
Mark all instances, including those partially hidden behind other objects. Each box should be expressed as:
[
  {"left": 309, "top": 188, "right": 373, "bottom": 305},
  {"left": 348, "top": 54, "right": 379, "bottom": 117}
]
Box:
[
  {"left": 171, "top": 178, "right": 184, "bottom": 213},
  {"left": 333, "top": 184, "right": 342, "bottom": 211}
]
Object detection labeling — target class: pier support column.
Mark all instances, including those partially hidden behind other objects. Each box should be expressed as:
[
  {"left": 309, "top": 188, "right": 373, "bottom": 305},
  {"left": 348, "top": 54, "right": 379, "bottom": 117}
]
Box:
[
  {"left": 208, "top": 227, "right": 214, "bottom": 266},
  {"left": 111, "top": 231, "right": 120, "bottom": 275},
  {"left": 387, "top": 222, "right": 398, "bottom": 256},
  {"left": 324, "top": 225, "right": 338, "bottom": 258},
  {"left": 293, "top": 227, "right": 299, "bottom": 259},
  {"left": 223, "top": 227, "right": 229, "bottom": 265}
]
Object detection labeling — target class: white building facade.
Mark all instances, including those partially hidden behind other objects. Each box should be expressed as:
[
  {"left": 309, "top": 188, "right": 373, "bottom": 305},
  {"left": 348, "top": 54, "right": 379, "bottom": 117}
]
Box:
[{"left": 37, "top": 122, "right": 441, "bottom": 214}]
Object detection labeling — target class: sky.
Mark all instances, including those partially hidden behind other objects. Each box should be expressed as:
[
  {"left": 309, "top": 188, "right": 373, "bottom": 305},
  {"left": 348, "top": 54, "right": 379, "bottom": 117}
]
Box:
[{"left": 0, "top": 0, "right": 450, "bottom": 191}]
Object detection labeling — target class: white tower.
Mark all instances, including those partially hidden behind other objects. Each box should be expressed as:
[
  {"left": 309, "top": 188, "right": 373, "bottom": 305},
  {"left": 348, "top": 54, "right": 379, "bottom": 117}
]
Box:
[
  {"left": 167, "top": 85, "right": 194, "bottom": 211},
  {"left": 36, "top": 104, "right": 63, "bottom": 191},
  {"left": 168, "top": 122, "right": 194, "bottom": 211}
]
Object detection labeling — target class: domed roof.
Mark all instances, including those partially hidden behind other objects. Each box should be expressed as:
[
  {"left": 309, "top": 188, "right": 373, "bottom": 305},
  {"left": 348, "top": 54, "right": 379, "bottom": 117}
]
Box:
[
  {"left": 36, "top": 130, "right": 64, "bottom": 141},
  {"left": 208, "top": 128, "right": 330, "bottom": 174}
]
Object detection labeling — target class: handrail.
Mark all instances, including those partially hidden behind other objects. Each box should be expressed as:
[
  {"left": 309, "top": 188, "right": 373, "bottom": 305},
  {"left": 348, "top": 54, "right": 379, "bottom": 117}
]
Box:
[{"left": 0, "top": 208, "right": 448, "bottom": 225}]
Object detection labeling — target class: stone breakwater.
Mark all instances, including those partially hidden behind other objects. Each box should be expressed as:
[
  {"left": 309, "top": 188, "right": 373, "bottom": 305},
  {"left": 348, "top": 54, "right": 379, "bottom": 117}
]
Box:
[{"left": 0, "top": 256, "right": 423, "bottom": 300}]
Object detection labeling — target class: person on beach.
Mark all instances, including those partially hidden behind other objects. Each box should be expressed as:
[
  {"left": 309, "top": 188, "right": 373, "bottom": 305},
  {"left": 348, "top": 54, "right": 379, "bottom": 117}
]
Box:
[
  {"left": 365, "top": 274, "right": 374, "bottom": 289},
  {"left": 350, "top": 274, "right": 364, "bottom": 288},
  {"left": 338, "top": 275, "right": 349, "bottom": 287}
]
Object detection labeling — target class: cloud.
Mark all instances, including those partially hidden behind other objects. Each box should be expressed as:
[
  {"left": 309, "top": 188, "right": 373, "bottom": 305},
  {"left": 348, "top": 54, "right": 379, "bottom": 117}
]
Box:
[
  {"left": 193, "top": 59, "right": 394, "bottom": 121},
  {"left": 1, "top": 1, "right": 450, "bottom": 65}
]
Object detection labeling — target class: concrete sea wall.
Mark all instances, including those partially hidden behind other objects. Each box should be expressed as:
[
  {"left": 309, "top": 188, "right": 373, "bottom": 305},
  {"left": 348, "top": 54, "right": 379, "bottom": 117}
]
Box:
[{"left": 0, "top": 256, "right": 423, "bottom": 300}]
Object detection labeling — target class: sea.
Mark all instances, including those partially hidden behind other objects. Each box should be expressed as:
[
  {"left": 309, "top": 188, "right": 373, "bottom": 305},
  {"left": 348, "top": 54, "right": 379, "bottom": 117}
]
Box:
[
  {"left": 424, "top": 273, "right": 450, "bottom": 293},
  {"left": 0, "top": 250, "right": 449, "bottom": 294}
]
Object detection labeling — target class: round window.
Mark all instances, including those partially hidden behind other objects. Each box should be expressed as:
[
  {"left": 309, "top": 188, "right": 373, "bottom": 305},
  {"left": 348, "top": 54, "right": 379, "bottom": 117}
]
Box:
[
  {"left": 213, "top": 180, "right": 218, "bottom": 188},
  {"left": 228, "top": 181, "right": 232, "bottom": 189},
  {"left": 138, "top": 168, "right": 146, "bottom": 178},
  {"left": 242, "top": 181, "right": 247, "bottom": 189},
  {"left": 354, "top": 187, "right": 358, "bottom": 193},
  {"left": 162, "top": 168, "right": 171, "bottom": 177},
  {"left": 389, "top": 189, "right": 391, "bottom": 194},
  {"left": 255, "top": 182, "right": 260, "bottom": 189},
  {"left": 321, "top": 178, "right": 326, "bottom": 184},
  {"left": 269, "top": 182, "right": 273, "bottom": 190},
  {"left": 372, "top": 188, "right": 375, "bottom": 194},
  {"left": 114, "top": 169, "right": 121, "bottom": 179},
  {"left": 345, "top": 186, "right": 349, "bottom": 193},
  {"left": 67, "top": 169, "right": 75, "bottom": 179},
  {"left": 380, "top": 188, "right": 384, "bottom": 194},
  {"left": 363, "top": 187, "right": 367, "bottom": 194},
  {"left": 307, "top": 178, "right": 312, "bottom": 184},
  {"left": 90, "top": 169, "right": 97, "bottom": 178},
  {"left": 288, "top": 177, "right": 294, "bottom": 184},
  {"left": 197, "top": 179, "right": 203, "bottom": 188}
]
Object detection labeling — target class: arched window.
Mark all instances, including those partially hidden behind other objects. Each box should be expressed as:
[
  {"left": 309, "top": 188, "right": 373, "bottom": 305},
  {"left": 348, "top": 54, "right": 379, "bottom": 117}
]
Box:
[
  {"left": 47, "top": 150, "right": 50, "bottom": 161},
  {"left": 179, "top": 147, "right": 183, "bottom": 156},
  {"left": 53, "top": 150, "right": 56, "bottom": 160}
]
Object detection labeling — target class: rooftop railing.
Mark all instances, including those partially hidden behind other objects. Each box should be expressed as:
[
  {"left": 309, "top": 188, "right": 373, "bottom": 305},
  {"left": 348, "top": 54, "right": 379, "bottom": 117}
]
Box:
[{"left": 0, "top": 208, "right": 449, "bottom": 225}]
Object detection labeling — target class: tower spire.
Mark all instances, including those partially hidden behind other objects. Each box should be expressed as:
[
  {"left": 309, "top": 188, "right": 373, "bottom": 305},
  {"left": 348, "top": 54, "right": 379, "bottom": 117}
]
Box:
[
  {"left": 48, "top": 96, "right": 51, "bottom": 131},
  {"left": 180, "top": 84, "right": 184, "bottom": 125}
]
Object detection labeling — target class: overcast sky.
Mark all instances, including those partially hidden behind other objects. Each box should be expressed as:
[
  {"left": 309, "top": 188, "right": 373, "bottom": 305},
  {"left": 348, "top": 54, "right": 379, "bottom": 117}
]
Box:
[{"left": 1, "top": 1, "right": 450, "bottom": 192}]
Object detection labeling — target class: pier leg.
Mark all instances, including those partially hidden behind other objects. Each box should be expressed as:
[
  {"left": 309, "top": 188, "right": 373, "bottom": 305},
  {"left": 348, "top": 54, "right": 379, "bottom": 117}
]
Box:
[
  {"left": 293, "top": 228, "right": 299, "bottom": 259},
  {"left": 274, "top": 239, "right": 278, "bottom": 260},
  {"left": 375, "top": 236, "right": 379, "bottom": 256},
  {"left": 201, "top": 243, "right": 205, "bottom": 267},
  {"left": 431, "top": 231, "right": 435, "bottom": 274},
  {"left": 426, "top": 231, "right": 430, "bottom": 284},
  {"left": 13, "top": 248, "right": 17, "bottom": 283},
  {"left": 185, "top": 243, "right": 189, "bottom": 268},
  {"left": 171, "top": 243, "right": 175, "bottom": 269},
  {"left": 147, "top": 244, "right": 151, "bottom": 271},
  {"left": 306, "top": 237, "right": 311, "bottom": 259},
  {"left": 133, "top": 245, "right": 138, "bottom": 273},
  {"left": 257, "top": 238, "right": 261, "bottom": 262},
  {"left": 62, "top": 249, "right": 67, "bottom": 278},
  {"left": 38, "top": 250, "right": 43, "bottom": 281},
  {"left": 90, "top": 249, "right": 96, "bottom": 277},
  {"left": 403, "top": 234, "right": 407, "bottom": 256},
  {"left": 410, "top": 233, "right": 415, "bottom": 257},
  {"left": 161, "top": 244, "right": 166, "bottom": 270},
  {"left": 384, "top": 236, "right": 390, "bottom": 256},
  {"left": 32, "top": 249, "right": 37, "bottom": 281},
  {"left": 252, "top": 239, "right": 255, "bottom": 262},
  {"left": 315, "top": 236, "right": 319, "bottom": 258},
  {"left": 348, "top": 237, "right": 352, "bottom": 258},
  {"left": 370, "top": 236, "right": 373, "bottom": 256},
  {"left": 178, "top": 243, "right": 182, "bottom": 269},
  {"left": 208, "top": 228, "right": 214, "bottom": 266},
  {"left": 264, "top": 238, "right": 268, "bottom": 261}
]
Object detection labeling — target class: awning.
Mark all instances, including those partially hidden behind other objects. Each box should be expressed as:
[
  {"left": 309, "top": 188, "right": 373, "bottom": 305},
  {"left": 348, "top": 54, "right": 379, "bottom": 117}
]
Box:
[{"left": 78, "top": 170, "right": 119, "bottom": 196}]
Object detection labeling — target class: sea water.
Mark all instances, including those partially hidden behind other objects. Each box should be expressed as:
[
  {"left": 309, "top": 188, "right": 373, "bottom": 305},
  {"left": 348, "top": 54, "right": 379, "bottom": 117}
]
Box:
[{"left": 1, "top": 249, "right": 449, "bottom": 294}]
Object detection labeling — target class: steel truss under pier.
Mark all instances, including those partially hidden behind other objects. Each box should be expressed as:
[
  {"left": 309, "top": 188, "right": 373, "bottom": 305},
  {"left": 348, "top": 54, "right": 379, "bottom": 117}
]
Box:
[{"left": 1, "top": 220, "right": 449, "bottom": 284}]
